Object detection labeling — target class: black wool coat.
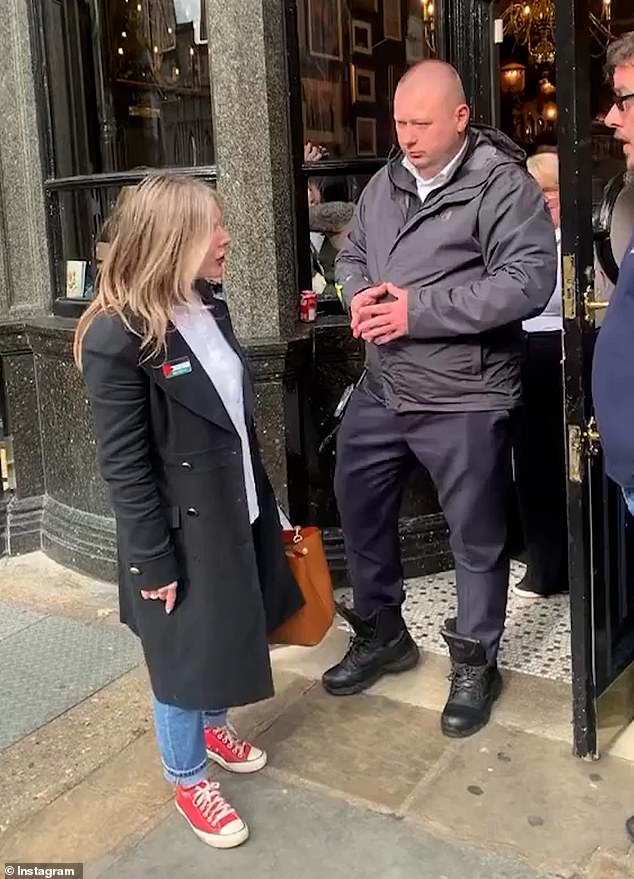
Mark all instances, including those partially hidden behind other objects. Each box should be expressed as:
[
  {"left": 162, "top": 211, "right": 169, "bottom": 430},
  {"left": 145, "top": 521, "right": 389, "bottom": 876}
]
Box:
[{"left": 81, "top": 293, "right": 303, "bottom": 710}]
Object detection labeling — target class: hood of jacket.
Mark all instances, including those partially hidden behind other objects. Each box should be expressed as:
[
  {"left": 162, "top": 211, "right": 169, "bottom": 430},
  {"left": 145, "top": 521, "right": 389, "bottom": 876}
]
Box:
[{"left": 387, "top": 123, "right": 527, "bottom": 195}]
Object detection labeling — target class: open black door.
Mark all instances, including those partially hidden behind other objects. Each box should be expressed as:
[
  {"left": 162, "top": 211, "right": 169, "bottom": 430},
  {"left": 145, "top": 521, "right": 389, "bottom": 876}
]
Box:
[{"left": 556, "top": 0, "right": 634, "bottom": 757}]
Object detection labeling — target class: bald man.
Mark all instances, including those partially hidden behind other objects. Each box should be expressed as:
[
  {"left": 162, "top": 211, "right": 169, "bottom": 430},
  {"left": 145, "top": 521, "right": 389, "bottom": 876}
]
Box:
[{"left": 324, "top": 60, "right": 557, "bottom": 738}]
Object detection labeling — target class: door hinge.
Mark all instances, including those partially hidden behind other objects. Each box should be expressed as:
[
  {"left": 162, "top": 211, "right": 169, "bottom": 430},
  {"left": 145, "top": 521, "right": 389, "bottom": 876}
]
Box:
[
  {"left": 583, "top": 266, "right": 609, "bottom": 325},
  {"left": 567, "top": 418, "right": 601, "bottom": 483},
  {"left": 0, "top": 436, "right": 16, "bottom": 492}
]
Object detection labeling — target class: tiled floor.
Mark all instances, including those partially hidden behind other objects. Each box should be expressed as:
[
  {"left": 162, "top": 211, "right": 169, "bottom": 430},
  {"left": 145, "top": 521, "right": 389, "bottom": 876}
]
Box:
[{"left": 338, "top": 562, "right": 572, "bottom": 683}]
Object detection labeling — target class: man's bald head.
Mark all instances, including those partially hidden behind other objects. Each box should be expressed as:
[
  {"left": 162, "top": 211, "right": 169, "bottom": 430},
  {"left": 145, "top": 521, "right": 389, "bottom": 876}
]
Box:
[
  {"left": 397, "top": 60, "right": 467, "bottom": 107},
  {"left": 393, "top": 60, "right": 470, "bottom": 178}
]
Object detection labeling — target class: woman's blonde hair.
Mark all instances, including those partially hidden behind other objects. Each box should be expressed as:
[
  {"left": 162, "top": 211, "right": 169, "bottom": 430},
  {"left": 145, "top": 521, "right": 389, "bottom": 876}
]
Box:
[
  {"left": 74, "top": 173, "right": 222, "bottom": 367},
  {"left": 526, "top": 152, "right": 559, "bottom": 192}
]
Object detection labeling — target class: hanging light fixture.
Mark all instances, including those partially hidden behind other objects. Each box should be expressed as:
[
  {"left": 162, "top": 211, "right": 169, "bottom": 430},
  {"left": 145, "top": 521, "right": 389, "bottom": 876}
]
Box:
[
  {"left": 502, "top": 1, "right": 556, "bottom": 65},
  {"left": 500, "top": 61, "right": 526, "bottom": 95},
  {"left": 503, "top": 0, "right": 614, "bottom": 64}
]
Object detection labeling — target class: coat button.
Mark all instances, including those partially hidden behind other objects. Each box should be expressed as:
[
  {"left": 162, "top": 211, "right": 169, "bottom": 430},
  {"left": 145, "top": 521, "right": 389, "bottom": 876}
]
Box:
[
  {"left": 181, "top": 461, "right": 192, "bottom": 469},
  {"left": 187, "top": 507, "right": 199, "bottom": 517},
  {"left": 129, "top": 565, "right": 141, "bottom": 575}
]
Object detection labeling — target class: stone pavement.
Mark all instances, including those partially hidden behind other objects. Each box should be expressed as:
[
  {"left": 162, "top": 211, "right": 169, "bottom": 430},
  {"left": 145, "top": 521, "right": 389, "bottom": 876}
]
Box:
[{"left": 0, "top": 552, "right": 633, "bottom": 879}]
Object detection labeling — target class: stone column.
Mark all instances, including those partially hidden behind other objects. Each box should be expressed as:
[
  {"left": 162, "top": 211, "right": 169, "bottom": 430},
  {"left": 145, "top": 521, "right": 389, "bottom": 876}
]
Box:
[
  {"left": 206, "top": 0, "right": 297, "bottom": 341},
  {"left": 0, "top": 0, "right": 51, "bottom": 318},
  {"left": 205, "top": 0, "right": 303, "bottom": 511}
]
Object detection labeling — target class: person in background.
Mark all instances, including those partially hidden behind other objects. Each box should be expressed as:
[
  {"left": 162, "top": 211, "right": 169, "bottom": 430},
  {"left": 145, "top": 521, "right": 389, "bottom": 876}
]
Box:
[
  {"left": 513, "top": 152, "right": 568, "bottom": 599},
  {"left": 587, "top": 29, "right": 634, "bottom": 843},
  {"left": 304, "top": 143, "right": 354, "bottom": 300},
  {"left": 75, "top": 175, "right": 302, "bottom": 850},
  {"left": 324, "top": 60, "right": 557, "bottom": 738}
]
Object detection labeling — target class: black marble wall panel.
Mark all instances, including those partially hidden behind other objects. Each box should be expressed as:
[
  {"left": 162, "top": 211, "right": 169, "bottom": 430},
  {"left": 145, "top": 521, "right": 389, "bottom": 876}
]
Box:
[
  {"left": 3, "top": 352, "right": 45, "bottom": 499},
  {"left": 34, "top": 351, "right": 111, "bottom": 516}
]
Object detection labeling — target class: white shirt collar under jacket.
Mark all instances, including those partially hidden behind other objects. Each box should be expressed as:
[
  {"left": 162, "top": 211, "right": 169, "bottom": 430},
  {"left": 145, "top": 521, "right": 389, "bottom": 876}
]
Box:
[{"left": 402, "top": 138, "right": 469, "bottom": 205}]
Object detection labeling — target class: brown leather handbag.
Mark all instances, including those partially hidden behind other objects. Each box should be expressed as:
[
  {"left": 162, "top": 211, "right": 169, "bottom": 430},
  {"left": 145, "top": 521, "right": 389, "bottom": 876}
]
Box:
[{"left": 270, "top": 526, "right": 335, "bottom": 647}]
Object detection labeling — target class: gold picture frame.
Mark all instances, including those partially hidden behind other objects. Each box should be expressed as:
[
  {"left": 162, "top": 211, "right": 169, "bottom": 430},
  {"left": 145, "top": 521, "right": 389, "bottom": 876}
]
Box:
[
  {"left": 308, "top": 0, "right": 344, "bottom": 61},
  {"left": 352, "top": 66, "right": 376, "bottom": 103},
  {"left": 383, "top": 0, "right": 402, "bottom": 41}
]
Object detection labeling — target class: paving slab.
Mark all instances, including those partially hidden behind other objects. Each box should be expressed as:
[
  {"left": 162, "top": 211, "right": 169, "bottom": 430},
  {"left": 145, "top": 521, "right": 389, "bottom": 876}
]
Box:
[
  {"left": 91, "top": 774, "right": 555, "bottom": 879},
  {"left": 256, "top": 683, "right": 451, "bottom": 811},
  {"left": 0, "top": 665, "right": 152, "bottom": 836},
  {"left": 0, "top": 610, "right": 142, "bottom": 749},
  {"left": 273, "top": 627, "right": 574, "bottom": 746},
  {"left": 0, "top": 602, "right": 47, "bottom": 641},
  {"left": 404, "top": 723, "right": 634, "bottom": 877}
]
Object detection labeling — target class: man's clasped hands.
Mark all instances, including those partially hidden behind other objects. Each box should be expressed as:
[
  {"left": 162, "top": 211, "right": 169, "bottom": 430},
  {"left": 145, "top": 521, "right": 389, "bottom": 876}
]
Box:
[{"left": 350, "top": 282, "right": 410, "bottom": 346}]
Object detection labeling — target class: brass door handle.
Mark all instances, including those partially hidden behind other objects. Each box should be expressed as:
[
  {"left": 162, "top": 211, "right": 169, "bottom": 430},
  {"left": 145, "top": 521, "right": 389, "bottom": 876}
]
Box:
[{"left": 584, "top": 282, "right": 609, "bottom": 323}]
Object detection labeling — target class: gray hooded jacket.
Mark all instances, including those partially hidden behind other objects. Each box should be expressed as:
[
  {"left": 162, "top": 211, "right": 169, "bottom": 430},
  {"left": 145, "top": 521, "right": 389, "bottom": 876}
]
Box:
[{"left": 335, "top": 125, "right": 558, "bottom": 411}]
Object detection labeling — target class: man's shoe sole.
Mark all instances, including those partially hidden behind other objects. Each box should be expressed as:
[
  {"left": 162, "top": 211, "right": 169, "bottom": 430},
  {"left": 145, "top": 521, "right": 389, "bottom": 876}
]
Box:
[
  {"left": 322, "top": 645, "right": 421, "bottom": 697},
  {"left": 441, "top": 672, "right": 504, "bottom": 739}
]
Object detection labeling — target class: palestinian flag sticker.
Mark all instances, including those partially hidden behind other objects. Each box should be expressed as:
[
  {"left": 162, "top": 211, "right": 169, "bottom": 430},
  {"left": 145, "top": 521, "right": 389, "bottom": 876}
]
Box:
[{"left": 161, "top": 357, "right": 192, "bottom": 380}]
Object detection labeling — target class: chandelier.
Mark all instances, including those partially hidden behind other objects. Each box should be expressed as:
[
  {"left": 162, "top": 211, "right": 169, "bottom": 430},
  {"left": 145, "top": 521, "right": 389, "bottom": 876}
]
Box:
[{"left": 502, "top": 0, "right": 615, "bottom": 64}]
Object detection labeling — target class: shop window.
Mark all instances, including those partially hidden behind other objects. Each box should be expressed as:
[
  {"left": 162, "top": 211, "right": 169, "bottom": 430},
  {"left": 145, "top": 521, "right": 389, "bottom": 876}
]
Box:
[
  {"left": 38, "top": 0, "right": 215, "bottom": 310},
  {"left": 294, "top": 1, "right": 437, "bottom": 309},
  {"left": 493, "top": 0, "right": 629, "bottom": 179},
  {"left": 296, "top": 0, "right": 436, "bottom": 160}
]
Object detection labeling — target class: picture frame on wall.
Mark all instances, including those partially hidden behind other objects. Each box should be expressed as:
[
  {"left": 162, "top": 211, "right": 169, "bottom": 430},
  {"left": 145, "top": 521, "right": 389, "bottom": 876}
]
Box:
[
  {"left": 383, "top": 0, "right": 402, "bottom": 41},
  {"left": 353, "top": 67, "right": 376, "bottom": 103},
  {"left": 351, "top": 19, "right": 372, "bottom": 55},
  {"left": 302, "top": 77, "right": 344, "bottom": 146},
  {"left": 308, "top": 0, "right": 343, "bottom": 61},
  {"left": 356, "top": 116, "right": 377, "bottom": 155}
]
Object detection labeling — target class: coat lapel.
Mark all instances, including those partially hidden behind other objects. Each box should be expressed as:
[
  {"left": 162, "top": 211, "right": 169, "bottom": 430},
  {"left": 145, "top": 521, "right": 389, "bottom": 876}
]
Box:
[
  {"left": 142, "top": 322, "right": 237, "bottom": 435},
  {"left": 140, "top": 287, "right": 255, "bottom": 433}
]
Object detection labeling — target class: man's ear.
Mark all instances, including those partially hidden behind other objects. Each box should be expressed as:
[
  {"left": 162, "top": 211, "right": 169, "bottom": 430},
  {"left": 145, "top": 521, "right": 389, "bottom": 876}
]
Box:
[{"left": 457, "top": 104, "right": 470, "bottom": 132}]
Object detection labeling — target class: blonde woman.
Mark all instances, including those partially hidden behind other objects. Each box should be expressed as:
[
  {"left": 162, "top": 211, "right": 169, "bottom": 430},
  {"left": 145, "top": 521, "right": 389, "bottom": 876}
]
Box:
[
  {"left": 513, "top": 151, "right": 568, "bottom": 599},
  {"left": 75, "top": 175, "right": 302, "bottom": 849}
]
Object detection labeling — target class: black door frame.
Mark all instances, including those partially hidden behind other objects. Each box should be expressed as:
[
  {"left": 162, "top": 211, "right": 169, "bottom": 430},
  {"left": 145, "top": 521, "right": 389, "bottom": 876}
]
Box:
[{"left": 554, "top": 0, "right": 598, "bottom": 758}]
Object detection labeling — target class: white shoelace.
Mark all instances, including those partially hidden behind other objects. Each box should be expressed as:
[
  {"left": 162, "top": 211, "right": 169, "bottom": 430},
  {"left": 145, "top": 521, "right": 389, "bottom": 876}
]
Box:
[
  {"left": 214, "top": 723, "right": 249, "bottom": 759},
  {"left": 191, "top": 781, "right": 236, "bottom": 825}
]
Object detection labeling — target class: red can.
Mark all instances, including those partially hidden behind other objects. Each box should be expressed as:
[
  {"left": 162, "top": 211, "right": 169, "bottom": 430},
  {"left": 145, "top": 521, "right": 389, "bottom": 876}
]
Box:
[{"left": 299, "top": 290, "right": 317, "bottom": 322}]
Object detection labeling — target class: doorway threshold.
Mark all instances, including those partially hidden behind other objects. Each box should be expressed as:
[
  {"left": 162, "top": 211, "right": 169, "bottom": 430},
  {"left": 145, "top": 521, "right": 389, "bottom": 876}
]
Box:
[{"left": 272, "top": 624, "right": 573, "bottom": 749}]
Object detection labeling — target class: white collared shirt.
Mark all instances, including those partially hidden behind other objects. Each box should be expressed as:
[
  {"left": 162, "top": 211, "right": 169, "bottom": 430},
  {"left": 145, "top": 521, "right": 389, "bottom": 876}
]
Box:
[
  {"left": 172, "top": 294, "right": 260, "bottom": 524},
  {"left": 523, "top": 229, "right": 562, "bottom": 333},
  {"left": 402, "top": 138, "right": 469, "bottom": 204}
]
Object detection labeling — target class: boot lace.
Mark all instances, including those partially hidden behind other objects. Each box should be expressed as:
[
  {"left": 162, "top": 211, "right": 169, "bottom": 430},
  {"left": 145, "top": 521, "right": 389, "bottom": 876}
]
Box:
[
  {"left": 341, "top": 632, "right": 374, "bottom": 666},
  {"left": 448, "top": 663, "right": 488, "bottom": 701},
  {"left": 191, "top": 780, "right": 236, "bottom": 825}
]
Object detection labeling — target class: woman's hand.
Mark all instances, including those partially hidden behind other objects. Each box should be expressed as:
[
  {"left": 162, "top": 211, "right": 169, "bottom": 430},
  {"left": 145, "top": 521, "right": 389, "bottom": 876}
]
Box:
[{"left": 141, "top": 581, "right": 178, "bottom": 614}]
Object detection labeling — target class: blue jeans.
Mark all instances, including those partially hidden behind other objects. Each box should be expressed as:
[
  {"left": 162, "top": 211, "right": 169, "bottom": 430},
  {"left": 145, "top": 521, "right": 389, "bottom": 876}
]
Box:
[
  {"left": 623, "top": 488, "right": 634, "bottom": 517},
  {"left": 151, "top": 694, "right": 228, "bottom": 785}
]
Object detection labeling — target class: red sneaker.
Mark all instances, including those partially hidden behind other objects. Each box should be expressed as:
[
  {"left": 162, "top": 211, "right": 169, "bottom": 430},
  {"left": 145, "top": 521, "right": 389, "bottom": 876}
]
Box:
[
  {"left": 175, "top": 779, "right": 249, "bottom": 848},
  {"left": 204, "top": 723, "right": 268, "bottom": 774}
]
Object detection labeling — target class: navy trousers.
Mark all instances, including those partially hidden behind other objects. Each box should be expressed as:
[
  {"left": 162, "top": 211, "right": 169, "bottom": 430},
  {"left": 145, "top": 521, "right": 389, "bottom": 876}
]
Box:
[{"left": 334, "top": 390, "right": 513, "bottom": 659}]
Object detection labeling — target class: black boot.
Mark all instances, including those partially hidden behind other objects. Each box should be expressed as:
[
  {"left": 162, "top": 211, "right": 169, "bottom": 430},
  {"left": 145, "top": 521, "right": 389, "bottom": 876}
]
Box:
[
  {"left": 321, "top": 604, "right": 420, "bottom": 696},
  {"left": 440, "top": 619, "right": 502, "bottom": 738}
]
